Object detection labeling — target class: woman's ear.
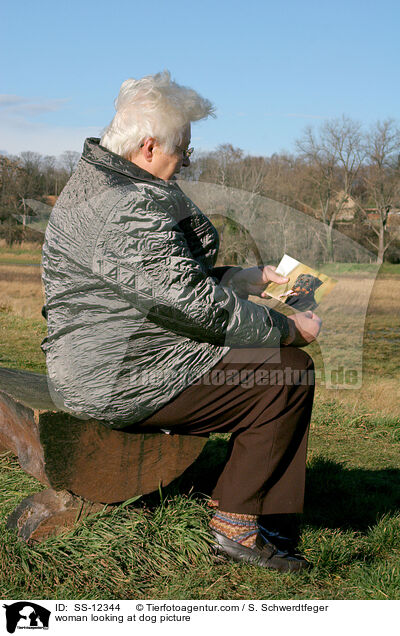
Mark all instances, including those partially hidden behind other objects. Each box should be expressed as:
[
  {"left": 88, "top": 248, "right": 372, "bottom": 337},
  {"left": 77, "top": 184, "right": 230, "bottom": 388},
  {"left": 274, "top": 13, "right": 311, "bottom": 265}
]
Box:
[{"left": 140, "top": 137, "right": 156, "bottom": 162}]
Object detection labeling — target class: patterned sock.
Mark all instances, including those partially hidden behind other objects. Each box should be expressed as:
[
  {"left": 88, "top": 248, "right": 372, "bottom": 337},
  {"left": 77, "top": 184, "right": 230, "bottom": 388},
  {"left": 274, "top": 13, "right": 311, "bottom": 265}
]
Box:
[{"left": 209, "top": 510, "right": 258, "bottom": 548}]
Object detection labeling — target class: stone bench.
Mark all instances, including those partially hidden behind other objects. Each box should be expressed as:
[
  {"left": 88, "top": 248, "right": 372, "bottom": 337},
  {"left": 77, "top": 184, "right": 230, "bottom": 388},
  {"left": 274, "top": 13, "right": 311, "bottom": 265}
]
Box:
[{"left": 0, "top": 367, "right": 207, "bottom": 543}]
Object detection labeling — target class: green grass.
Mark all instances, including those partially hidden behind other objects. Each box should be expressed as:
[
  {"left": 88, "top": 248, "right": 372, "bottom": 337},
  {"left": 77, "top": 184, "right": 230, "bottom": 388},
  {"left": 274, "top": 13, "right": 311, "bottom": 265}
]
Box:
[
  {"left": 318, "top": 262, "right": 400, "bottom": 276},
  {"left": 0, "top": 313, "right": 47, "bottom": 373},
  {"left": 0, "top": 399, "right": 399, "bottom": 600},
  {"left": 0, "top": 245, "right": 42, "bottom": 265}
]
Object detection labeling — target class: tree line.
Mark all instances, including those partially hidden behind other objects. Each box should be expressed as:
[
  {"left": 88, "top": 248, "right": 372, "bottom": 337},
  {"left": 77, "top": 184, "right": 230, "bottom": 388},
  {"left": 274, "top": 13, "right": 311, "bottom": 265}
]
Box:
[
  {"left": 1, "top": 117, "right": 399, "bottom": 263},
  {"left": 0, "top": 150, "right": 80, "bottom": 245},
  {"left": 184, "top": 117, "right": 400, "bottom": 264}
]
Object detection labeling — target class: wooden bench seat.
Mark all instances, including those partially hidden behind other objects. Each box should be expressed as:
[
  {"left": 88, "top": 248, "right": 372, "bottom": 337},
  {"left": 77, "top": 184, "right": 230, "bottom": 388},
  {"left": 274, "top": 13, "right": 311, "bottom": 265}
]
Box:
[{"left": 0, "top": 367, "right": 207, "bottom": 542}]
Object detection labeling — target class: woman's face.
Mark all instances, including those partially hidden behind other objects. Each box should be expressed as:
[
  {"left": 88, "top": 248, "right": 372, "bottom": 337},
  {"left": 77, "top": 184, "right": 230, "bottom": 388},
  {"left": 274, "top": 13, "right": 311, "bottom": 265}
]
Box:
[{"left": 153, "top": 124, "right": 192, "bottom": 180}]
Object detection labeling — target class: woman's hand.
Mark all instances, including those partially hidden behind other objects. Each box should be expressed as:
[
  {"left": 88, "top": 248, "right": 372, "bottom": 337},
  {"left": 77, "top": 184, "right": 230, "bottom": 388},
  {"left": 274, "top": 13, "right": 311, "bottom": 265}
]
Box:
[
  {"left": 283, "top": 311, "right": 322, "bottom": 347},
  {"left": 232, "top": 265, "right": 289, "bottom": 297}
]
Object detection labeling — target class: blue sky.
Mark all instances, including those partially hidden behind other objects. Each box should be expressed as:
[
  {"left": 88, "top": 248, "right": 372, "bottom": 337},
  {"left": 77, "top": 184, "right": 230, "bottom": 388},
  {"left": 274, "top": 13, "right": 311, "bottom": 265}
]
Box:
[{"left": 1, "top": 0, "right": 399, "bottom": 157}]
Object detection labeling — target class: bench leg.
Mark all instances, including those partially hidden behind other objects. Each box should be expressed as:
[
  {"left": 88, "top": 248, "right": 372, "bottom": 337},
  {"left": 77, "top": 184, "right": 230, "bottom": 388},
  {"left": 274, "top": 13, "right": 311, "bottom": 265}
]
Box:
[{"left": 7, "top": 489, "right": 105, "bottom": 544}]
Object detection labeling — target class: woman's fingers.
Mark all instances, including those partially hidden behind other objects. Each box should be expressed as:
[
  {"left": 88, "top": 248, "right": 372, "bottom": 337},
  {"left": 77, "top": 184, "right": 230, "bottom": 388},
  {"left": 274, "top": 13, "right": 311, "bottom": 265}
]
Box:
[
  {"left": 263, "top": 266, "right": 289, "bottom": 285},
  {"left": 284, "top": 312, "right": 322, "bottom": 346}
]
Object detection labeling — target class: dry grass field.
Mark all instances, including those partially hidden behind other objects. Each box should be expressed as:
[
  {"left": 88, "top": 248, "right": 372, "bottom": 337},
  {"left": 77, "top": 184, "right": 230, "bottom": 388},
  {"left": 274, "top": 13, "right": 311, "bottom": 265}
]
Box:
[
  {"left": 0, "top": 264, "right": 43, "bottom": 318},
  {"left": 0, "top": 240, "right": 42, "bottom": 264},
  {"left": 0, "top": 262, "right": 399, "bottom": 410},
  {"left": 321, "top": 272, "right": 400, "bottom": 417}
]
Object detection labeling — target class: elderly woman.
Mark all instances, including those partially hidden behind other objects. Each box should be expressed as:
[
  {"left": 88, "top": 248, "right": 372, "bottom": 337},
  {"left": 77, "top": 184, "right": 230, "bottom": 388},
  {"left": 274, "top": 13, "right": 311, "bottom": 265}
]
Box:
[{"left": 41, "top": 71, "right": 321, "bottom": 572}]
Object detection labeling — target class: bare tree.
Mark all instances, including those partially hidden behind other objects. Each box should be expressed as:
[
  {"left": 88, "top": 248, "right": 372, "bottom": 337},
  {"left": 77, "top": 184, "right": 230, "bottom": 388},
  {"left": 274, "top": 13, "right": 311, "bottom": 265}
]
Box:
[
  {"left": 59, "top": 150, "right": 80, "bottom": 177},
  {"left": 19, "top": 151, "right": 42, "bottom": 174},
  {"left": 18, "top": 151, "right": 44, "bottom": 198},
  {"left": 41, "top": 155, "right": 57, "bottom": 195},
  {"left": 184, "top": 145, "right": 270, "bottom": 258},
  {"left": 356, "top": 119, "right": 400, "bottom": 263},
  {"left": 296, "top": 116, "right": 364, "bottom": 261}
]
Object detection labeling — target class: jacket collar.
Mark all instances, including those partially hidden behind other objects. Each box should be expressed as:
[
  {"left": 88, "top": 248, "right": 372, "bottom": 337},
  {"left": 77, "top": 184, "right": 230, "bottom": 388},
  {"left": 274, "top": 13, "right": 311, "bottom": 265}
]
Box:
[{"left": 82, "top": 137, "right": 174, "bottom": 187}]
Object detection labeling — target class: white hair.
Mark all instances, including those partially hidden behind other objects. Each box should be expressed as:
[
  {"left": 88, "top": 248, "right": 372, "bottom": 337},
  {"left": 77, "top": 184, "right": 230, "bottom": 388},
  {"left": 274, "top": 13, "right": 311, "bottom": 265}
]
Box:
[{"left": 100, "top": 71, "right": 215, "bottom": 158}]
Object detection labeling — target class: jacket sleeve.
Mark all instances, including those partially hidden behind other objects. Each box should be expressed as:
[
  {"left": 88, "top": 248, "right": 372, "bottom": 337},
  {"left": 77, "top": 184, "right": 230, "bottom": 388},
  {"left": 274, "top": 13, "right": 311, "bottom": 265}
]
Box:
[
  {"left": 210, "top": 266, "right": 242, "bottom": 284},
  {"left": 209, "top": 265, "right": 250, "bottom": 299},
  {"left": 92, "top": 192, "right": 290, "bottom": 347}
]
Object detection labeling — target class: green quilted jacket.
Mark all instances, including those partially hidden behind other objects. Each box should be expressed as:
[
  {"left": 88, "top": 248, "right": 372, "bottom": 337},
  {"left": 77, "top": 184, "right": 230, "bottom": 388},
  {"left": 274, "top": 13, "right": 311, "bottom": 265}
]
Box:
[{"left": 41, "top": 138, "right": 289, "bottom": 428}]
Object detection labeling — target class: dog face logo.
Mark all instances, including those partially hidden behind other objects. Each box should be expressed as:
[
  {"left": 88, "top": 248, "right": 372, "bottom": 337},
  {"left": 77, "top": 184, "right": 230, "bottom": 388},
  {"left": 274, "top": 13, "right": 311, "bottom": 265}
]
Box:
[{"left": 3, "top": 602, "right": 50, "bottom": 633}]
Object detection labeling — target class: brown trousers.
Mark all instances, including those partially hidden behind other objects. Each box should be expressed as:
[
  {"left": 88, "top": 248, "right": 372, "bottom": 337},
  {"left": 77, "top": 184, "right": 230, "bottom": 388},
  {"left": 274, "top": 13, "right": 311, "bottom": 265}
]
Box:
[{"left": 137, "top": 346, "right": 315, "bottom": 515}]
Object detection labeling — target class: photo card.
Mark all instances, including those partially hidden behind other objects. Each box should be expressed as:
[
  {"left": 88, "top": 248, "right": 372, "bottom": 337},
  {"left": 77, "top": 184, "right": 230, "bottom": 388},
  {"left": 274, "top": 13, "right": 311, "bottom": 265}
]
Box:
[{"left": 265, "top": 254, "right": 337, "bottom": 312}]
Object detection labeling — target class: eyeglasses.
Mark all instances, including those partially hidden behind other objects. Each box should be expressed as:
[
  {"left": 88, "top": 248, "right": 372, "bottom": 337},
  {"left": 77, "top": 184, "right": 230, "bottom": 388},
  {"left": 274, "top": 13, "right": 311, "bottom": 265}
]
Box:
[
  {"left": 139, "top": 141, "right": 194, "bottom": 159},
  {"left": 175, "top": 145, "right": 194, "bottom": 159}
]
